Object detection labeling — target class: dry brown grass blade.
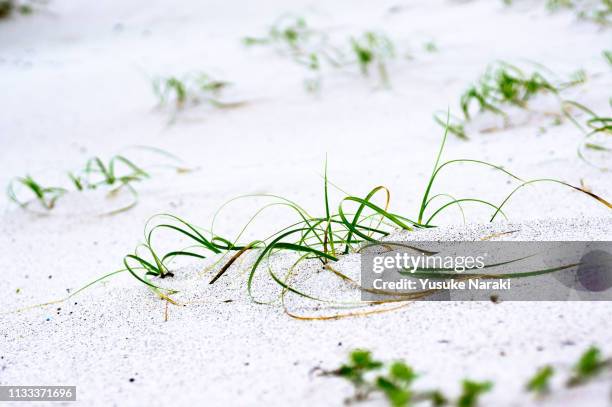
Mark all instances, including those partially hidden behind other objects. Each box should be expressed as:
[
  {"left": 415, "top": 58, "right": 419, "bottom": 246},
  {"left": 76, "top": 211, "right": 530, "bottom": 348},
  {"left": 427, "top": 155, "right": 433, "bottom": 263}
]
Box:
[
  {"left": 209, "top": 244, "right": 254, "bottom": 284},
  {"left": 566, "top": 183, "right": 612, "bottom": 209},
  {"left": 283, "top": 301, "right": 412, "bottom": 321}
]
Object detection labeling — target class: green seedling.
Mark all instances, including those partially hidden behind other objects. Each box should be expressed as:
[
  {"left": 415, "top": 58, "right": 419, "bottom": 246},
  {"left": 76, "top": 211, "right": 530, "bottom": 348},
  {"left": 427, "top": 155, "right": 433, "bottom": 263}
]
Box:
[
  {"left": 321, "top": 350, "right": 420, "bottom": 406},
  {"left": 424, "top": 41, "right": 438, "bottom": 53},
  {"left": 332, "top": 349, "right": 384, "bottom": 401},
  {"left": 567, "top": 346, "right": 611, "bottom": 387},
  {"left": 350, "top": 31, "right": 395, "bottom": 87},
  {"left": 457, "top": 380, "right": 493, "bottom": 407},
  {"left": 437, "top": 61, "right": 586, "bottom": 139},
  {"left": 8, "top": 148, "right": 186, "bottom": 214},
  {"left": 321, "top": 349, "right": 499, "bottom": 407},
  {"left": 526, "top": 365, "right": 555, "bottom": 395},
  {"left": 152, "top": 73, "right": 241, "bottom": 111},
  {"left": 546, "top": 0, "right": 611, "bottom": 25},
  {"left": 6, "top": 175, "right": 66, "bottom": 210},
  {"left": 375, "top": 362, "right": 418, "bottom": 407},
  {"left": 243, "top": 15, "right": 316, "bottom": 52},
  {"left": 244, "top": 16, "right": 400, "bottom": 91},
  {"left": 460, "top": 62, "right": 558, "bottom": 120},
  {"left": 243, "top": 15, "right": 343, "bottom": 93}
]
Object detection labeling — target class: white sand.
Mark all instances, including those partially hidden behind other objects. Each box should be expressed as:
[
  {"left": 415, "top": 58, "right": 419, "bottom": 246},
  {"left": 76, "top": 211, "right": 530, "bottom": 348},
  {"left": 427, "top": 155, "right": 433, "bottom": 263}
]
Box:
[{"left": 1, "top": 0, "right": 611, "bottom": 406}]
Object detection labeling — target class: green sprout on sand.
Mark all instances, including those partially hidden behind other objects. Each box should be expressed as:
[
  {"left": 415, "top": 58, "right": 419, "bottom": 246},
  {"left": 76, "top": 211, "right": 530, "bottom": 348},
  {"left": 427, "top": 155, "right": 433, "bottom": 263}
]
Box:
[
  {"left": 244, "top": 16, "right": 398, "bottom": 91},
  {"left": 350, "top": 31, "right": 395, "bottom": 88},
  {"left": 526, "top": 365, "right": 555, "bottom": 395},
  {"left": 8, "top": 148, "right": 188, "bottom": 215},
  {"left": 546, "top": 0, "right": 612, "bottom": 25},
  {"left": 567, "top": 346, "right": 612, "bottom": 387},
  {"left": 319, "top": 349, "right": 487, "bottom": 407},
  {"left": 435, "top": 61, "right": 586, "bottom": 139},
  {"left": 152, "top": 72, "right": 244, "bottom": 112}
]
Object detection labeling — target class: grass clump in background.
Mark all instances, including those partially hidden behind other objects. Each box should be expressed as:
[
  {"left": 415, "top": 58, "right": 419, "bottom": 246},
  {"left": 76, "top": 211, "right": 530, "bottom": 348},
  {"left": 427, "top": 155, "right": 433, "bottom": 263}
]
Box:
[
  {"left": 7, "top": 148, "right": 188, "bottom": 215},
  {"left": 525, "top": 346, "right": 612, "bottom": 398},
  {"left": 317, "top": 349, "right": 487, "bottom": 407},
  {"left": 317, "top": 347, "right": 612, "bottom": 406},
  {"left": 152, "top": 72, "right": 244, "bottom": 113},
  {"left": 242, "top": 15, "right": 342, "bottom": 92},
  {"left": 503, "top": 0, "right": 611, "bottom": 26},
  {"left": 243, "top": 15, "right": 399, "bottom": 91},
  {"left": 546, "top": 0, "right": 612, "bottom": 25},
  {"left": 350, "top": 31, "right": 395, "bottom": 88},
  {"left": 434, "top": 61, "right": 586, "bottom": 139}
]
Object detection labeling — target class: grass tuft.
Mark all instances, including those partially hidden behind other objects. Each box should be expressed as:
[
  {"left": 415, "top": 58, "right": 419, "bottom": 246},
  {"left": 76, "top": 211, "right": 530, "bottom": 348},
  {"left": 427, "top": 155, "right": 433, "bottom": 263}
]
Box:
[
  {"left": 244, "top": 16, "right": 398, "bottom": 91},
  {"left": 152, "top": 72, "right": 243, "bottom": 112},
  {"left": 350, "top": 31, "right": 395, "bottom": 88},
  {"left": 436, "top": 61, "right": 587, "bottom": 139},
  {"left": 319, "top": 349, "right": 493, "bottom": 407},
  {"left": 8, "top": 148, "right": 188, "bottom": 214},
  {"left": 118, "top": 122, "right": 610, "bottom": 308},
  {"left": 546, "top": 0, "right": 612, "bottom": 25}
]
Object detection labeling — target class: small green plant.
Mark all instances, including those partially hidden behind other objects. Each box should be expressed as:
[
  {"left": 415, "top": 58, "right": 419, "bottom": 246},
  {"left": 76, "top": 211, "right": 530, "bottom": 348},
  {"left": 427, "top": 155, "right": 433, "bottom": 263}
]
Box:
[
  {"left": 244, "top": 16, "right": 398, "bottom": 91},
  {"left": 457, "top": 380, "right": 493, "bottom": 407},
  {"left": 152, "top": 73, "right": 242, "bottom": 111},
  {"left": 8, "top": 176, "right": 66, "bottom": 210},
  {"left": 328, "top": 349, "right": 384, "bottom": 401},
  {"left": 526, "top": 365, "right": 554, "bottom": 395},
  {"left": 243, "top": 15, "right": 319, "bottom": 53},
  {"left": 523, "top": 346, "right": 612, "bottom": 398},
  {"left": 424, "top": 41, "right": 438, "bottom": 53},
  {"left": 436, "top": 61, "right": 585, "bottom": 139},
  {"left": 546, "top": 0, "right": 611, "bottom": 25},
  {"left": 567, "top": 346, "right": 611, "bottom": 387},
  {"left": 320, "top": 349, "right": 491, "bottom": 407},
  {"left": 315, "top": 347, "right": 612, "bottom": 407},
  {"left": 8, "top": 148, "right": 187, "bottom": 214},
  {"left": 460, "top": 62, "right": 557, "bottom": 120},
  {"left": 350, "top": 31, "right": 395, "bottom": 87},
  {"left": 243, "top": 14, "right": 341, "bottom": 93}
]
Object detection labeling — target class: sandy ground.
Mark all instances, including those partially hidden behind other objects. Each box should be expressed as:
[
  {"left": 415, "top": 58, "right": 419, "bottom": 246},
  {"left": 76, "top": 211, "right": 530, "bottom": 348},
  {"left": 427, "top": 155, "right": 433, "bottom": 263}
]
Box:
[{"left": 1, "top": 0, "right": 611, "bottom": 406}]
